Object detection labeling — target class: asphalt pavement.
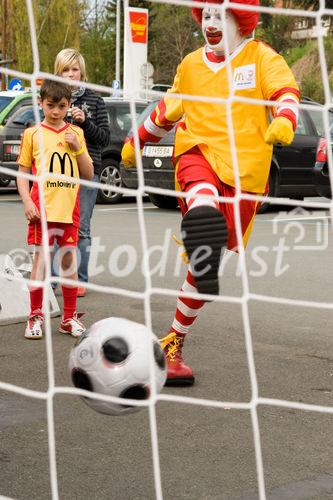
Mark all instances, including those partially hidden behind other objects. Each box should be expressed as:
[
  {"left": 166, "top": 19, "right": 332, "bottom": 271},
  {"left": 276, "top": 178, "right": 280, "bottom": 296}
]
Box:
[{"left": 1, "top": 185, "right": 333, "bottom": 500}]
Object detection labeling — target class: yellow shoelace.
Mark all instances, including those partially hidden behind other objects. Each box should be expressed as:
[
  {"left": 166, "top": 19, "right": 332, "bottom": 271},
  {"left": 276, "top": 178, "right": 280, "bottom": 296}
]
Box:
[
  {"left": 160, "top": 331, "right": 182, "bottom": 361},
  {"left": 172, "top": 234, "right": 189, "bottom": 264}
]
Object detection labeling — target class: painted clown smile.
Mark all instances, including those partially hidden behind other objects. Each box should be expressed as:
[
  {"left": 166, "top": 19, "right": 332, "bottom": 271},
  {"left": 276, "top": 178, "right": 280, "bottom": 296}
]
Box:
[
  {"left": 202, "top": 7, "right": 243, "bottom": 53},
  {"left": 206, "top": 29, "right": 223, "bottom": 45}
]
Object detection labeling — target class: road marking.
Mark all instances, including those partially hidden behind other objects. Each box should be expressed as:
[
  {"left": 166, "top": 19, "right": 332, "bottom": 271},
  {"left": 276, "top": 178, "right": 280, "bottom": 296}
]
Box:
[
  {"left": 262, "top": 215, "right": 331, "bottom": 223},
  {"left": 95, "top": 206, "right": 158, "bottom": 212},
  {"left": 238, "top": 473, "right": 333, "bottom": 500}
]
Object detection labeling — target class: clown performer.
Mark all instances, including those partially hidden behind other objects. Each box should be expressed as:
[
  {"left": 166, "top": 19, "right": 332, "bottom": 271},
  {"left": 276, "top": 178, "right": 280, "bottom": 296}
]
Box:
[{"left": 122, "top": 0, "right": 299, "bottom": 386}]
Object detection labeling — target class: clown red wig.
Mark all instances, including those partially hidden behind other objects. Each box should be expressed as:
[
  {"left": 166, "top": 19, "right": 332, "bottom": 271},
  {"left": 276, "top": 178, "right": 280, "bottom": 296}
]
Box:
[{"left": 192, "top": 0, "right": 260, "bottom": 36}]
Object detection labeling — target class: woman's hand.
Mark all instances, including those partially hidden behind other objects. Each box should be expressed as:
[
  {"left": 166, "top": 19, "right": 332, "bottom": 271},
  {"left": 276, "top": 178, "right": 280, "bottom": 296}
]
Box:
[{"left": 71, "top": 106, "right": 85, "bottom": 124}]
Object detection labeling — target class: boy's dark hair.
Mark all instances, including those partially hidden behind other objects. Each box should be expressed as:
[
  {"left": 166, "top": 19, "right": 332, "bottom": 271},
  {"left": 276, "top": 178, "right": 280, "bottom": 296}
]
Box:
[{"left": 40, "top": 79, "right": 72, "bottom": 103}]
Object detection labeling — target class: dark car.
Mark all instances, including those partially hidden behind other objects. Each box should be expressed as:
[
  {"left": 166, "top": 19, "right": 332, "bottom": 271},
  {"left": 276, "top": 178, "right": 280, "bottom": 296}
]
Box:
[
  {"left": 0, "top": 97, "right": 148, "bottom": 203},
  {"left": 121, "top": 98, "right": 333, "bottom": 210},
  {"left": 97, "top": 97, "right": 147, "bottom": 203},
  {"left": 312, "top": 119, "right": 333, "bottom": 199}
]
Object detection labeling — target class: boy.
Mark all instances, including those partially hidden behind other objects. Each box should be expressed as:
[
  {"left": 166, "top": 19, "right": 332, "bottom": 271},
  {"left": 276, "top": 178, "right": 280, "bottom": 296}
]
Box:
[
  {"left": 122, "top": 0, "right": 299, "bottom": 385},
  {"left": 17, "top": 79, "right": 93, "bottom": 339}
]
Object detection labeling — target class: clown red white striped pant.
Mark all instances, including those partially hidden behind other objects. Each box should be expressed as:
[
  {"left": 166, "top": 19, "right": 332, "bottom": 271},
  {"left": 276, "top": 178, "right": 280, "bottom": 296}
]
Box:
[
  {"left": 171, "top": 269, "right": 205, "bottom": 335},
  {"left": 169, "top": 147, "right": 259, "bottom": 336},
  {"left": 171, "top": 176, "right": 218, "bottom": 335}
]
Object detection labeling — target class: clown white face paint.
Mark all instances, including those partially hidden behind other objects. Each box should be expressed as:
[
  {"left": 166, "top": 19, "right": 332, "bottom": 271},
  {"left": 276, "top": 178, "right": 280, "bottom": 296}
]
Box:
[{"left": 202, "top": 7, "right": 243, "bottom": 55}]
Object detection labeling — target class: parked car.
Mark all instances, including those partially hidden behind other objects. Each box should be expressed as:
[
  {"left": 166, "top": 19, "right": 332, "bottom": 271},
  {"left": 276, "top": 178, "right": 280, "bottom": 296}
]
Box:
[
  {"left": 121, "top": 98, "right": 333, "bottom": 210},
  {"left": 0, "top": 90, "right": 33, "bottom": 126},
  {"left": 0, "top": 97, "right": 149, "bottom": 202},
  {"left": 151, "top": 84, "right": 172, "bottom": 92},
  {"left": 312, "top": 119, "right": 333, "bottom": 199},
  {"left": 97, "top": 97, "right": 148, "bottom": 203},
  {"left": 0, "top": 90, "right": 33, "bottom": 186}
]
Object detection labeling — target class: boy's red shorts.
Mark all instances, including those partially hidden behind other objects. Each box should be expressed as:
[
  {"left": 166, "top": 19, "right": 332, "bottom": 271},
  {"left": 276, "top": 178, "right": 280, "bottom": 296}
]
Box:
[
  {"left": 176, "top": 147, "right": 261, "bottom": 251},
  {"left": 27, "top": 222, "right": 79, "bottom": 247}
]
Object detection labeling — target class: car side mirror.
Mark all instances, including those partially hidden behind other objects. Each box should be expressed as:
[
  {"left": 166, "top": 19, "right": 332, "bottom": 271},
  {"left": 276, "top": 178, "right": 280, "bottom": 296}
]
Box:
[{"left": 24, "top": 120, "right": 33, "bottom": 128}]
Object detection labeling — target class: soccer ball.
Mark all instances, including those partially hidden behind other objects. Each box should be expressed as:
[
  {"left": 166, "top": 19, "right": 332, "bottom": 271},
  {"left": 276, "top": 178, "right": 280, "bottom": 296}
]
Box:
[{"left": 68, "top": 317, "right": 167, "bottom": 416}]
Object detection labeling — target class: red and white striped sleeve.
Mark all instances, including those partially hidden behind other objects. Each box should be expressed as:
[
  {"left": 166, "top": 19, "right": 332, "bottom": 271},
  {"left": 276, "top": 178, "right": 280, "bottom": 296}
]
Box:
[
  {"left": 259, "top": 42, "right": 300, "bottom": 131},
  {"left": 270, "top": 87, "right": 300, "bottom": 131}
]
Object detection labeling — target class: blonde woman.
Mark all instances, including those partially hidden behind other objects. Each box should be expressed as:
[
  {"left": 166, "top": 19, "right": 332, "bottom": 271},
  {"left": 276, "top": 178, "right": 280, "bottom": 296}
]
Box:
[{"left": 54, "top": 48, "right": 110, "bottom": 296}]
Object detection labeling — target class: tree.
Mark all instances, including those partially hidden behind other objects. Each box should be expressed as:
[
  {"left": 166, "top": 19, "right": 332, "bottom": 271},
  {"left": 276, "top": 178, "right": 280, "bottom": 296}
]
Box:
[
  {"left": 148, "top": 4, "right": 201, "bottom": 84},
  {"left": 255, "top": 0, "right": 296, "bottom": 53},
  {"left": 0, "top": 0, "right": 85, "bottom": 84},
  {"left": 104, "top": 1, "right": 201, "bottom": 86},
  {"left": 80, "top": 0, "right": 116, "bottom": 85},
  {"left": 103, "top": 0, "right": 158, "bottom": 85},
  {"left": 36, "top": 0, "right": 84, "bottom": 74},
  {"left": 293, "top": 0, "right": 333, "bottom": 9}
]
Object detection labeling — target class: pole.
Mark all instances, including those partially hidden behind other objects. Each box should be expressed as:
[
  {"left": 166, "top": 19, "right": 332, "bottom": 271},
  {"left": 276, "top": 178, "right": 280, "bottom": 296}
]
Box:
[
  {"left": 8, "top": 0, "right": 15, "bottom": 70},
  {"left": 95, "top": 0, "right": 98, "bottom": 32},
  {"left": 1, "top": 0, "right": 7, "bottom": 90},
  {"left": 115, "top": 0, "right": 121, "bottom": 84}
]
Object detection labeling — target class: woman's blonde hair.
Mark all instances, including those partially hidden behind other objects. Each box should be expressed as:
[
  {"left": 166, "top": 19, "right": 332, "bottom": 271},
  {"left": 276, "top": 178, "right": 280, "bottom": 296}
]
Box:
[{"left": 54, "top": 48, "right": 87, "bottom": 82}]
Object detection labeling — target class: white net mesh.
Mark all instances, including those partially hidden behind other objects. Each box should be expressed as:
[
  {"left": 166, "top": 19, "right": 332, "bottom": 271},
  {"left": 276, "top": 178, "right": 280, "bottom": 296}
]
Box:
[{"left": 0, "top": 0, "right": 333, "bottom": 499}]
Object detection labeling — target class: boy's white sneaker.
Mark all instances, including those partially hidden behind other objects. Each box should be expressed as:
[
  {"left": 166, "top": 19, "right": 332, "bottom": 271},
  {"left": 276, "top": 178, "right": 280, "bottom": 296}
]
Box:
[
  {"left": 25, "top": 315, "right": 43, "bottom": 340},
  {"left": 59, "top": 313, "right": 85, "bottom": 338}
]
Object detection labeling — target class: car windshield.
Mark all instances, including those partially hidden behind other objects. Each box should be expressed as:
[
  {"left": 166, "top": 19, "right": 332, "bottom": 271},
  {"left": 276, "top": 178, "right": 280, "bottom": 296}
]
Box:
[
  {"left": 115, "top": 104, "right": 147, "bottom": 133},
  {"left": 138, "top": 101, "right": 159, "bottom": 125},
  {"left": 306, "top": 107, "right": 333, "bottom": 137},
  {"left": 137, "top": 100, "right": 158, "bottom": 125},
  {"left": 329, "top": 120, "right": 333, "bottom": 139},
  {"left": 0, "top": 96, "right": 13, "bottom": 113},
  {"left": 128, "top": 101, "right": 158, "bottom": 135},
  {"left": 8, "top": 106, "right": 43, "bottom": 126}
]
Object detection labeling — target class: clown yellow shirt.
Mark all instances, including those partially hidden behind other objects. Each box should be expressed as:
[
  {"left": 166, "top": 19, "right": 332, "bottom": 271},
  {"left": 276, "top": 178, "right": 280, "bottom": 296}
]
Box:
[
  {"left": 18, "top": 123, "right": 90, "bottom": 227},
  {"left": 139, "top": 39, "right": 299, "bottom": 194}
]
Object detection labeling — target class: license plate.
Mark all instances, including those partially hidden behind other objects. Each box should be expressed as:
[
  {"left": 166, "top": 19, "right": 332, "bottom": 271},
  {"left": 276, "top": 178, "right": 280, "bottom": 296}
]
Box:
[
  {"left": 11, "top": 144, "right": 20, "bottom": 155},
  {"left": 143, "top": 146, "right": 173, "bottom": 157},
  {"left": 6, "top": 144, "right": 20, "bottom": 156}
]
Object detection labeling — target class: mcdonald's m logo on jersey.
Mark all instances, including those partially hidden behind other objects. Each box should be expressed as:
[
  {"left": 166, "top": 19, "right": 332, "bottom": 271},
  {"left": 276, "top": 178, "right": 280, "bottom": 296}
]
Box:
[
  {"left": 49, "top": 152, "right": 74, "bottom": 178},
  {"left": 233, "top": 64, "right": 256, "bottom": 90}
]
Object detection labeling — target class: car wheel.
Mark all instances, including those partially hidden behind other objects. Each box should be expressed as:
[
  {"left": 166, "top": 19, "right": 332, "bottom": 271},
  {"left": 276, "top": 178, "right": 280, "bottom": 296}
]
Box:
[
  {"left": 148, "top": 193, "right": 178, "bottom": 209},
  {"left": 257, "top": 171, "right": 278, "bottom": 214},
  {"left": 0, "top": 177, "right": 11, "bottom": 187},
  {"left": 96, "top": 158, "right": 123, "bottom": 204}
]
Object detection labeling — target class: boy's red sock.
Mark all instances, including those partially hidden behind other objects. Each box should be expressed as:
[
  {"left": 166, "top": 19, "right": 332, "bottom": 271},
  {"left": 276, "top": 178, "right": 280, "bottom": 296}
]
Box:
[
  {"left": 62, "top": 286, "right": 78, "bottom": 321},
  {"left": 30, "top": 287, "right": 43, "bottom": 318}
]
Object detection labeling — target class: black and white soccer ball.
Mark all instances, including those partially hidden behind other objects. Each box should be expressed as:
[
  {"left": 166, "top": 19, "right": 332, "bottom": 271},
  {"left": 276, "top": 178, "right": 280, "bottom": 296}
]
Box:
[{"left": 68, "top": 317, "right": 167, "bottom": 416}]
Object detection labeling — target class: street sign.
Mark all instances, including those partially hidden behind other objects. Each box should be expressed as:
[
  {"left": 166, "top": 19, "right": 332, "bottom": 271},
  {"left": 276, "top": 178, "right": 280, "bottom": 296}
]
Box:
[
  {"left": 123, "top": 7, "right": 149, "bottom": 99},
  {"left": 8, "top": 78, "right": 24, "bottom": 91},
  {"left": 112, "top": 79, "right": 121, "bottom": 97},
  {"left": 140, "top": 62, "right": 154, "bottom": 78},
  {"left": 112, "top": 79, "right": 120, "bottom": 90}
]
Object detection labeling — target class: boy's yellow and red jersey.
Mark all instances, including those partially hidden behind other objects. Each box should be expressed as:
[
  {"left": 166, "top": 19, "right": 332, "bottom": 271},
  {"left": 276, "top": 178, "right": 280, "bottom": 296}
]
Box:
[
  {"left": 137, "top": 39, "right": 300, "bottom": 194},
  {"left": 18, "top": 123, "right": 90, "bottom": 227}
]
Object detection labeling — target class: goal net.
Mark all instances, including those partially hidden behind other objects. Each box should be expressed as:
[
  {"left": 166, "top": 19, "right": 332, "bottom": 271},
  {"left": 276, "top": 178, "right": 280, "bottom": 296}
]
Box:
[{"left": 0, "top": 0, "right": 333, "bottom": 499}]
